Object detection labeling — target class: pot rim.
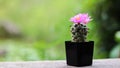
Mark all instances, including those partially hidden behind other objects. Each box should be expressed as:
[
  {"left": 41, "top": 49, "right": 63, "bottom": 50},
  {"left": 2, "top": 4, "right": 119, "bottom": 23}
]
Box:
[{"left": 65, "top": 41, "right": 94, "bottom": 43}]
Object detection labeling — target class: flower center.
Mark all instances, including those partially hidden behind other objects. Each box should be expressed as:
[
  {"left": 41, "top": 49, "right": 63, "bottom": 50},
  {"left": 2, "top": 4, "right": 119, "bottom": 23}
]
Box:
[{"left": 76, "top": 16, "right": 80, "bottom": 20}]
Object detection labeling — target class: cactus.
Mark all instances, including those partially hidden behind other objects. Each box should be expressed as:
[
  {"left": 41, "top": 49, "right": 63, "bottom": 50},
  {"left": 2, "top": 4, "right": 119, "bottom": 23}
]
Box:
[
  {"left": 70, "top": 13, "right": 91, "bottom": 42},
  {"left": 71, "top": 23, "right": 88, "bottom": 42}
]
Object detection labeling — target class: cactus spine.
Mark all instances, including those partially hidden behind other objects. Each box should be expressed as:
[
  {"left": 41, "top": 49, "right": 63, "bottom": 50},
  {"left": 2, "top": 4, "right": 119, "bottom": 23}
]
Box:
[{"left": 70, "top": 23, "right": 88, "bottom": 42}]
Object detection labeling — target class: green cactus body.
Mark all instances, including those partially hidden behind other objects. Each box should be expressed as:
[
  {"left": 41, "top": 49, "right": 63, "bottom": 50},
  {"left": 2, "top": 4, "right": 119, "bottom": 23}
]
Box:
[{"left": 71, "top": 23, "right": 88, "bottom": 42}]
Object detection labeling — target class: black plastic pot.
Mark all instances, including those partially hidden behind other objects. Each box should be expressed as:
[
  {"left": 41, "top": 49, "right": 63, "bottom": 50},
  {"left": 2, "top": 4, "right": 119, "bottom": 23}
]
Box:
[{"left": 65, "top": 41, "right": 94, "bottom": 67}]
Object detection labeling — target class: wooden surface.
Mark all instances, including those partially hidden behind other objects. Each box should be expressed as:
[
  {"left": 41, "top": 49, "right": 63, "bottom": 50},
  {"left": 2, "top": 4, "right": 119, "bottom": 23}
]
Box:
[{"left": 0, "top": 59, "right": 119, "bottom": 68}]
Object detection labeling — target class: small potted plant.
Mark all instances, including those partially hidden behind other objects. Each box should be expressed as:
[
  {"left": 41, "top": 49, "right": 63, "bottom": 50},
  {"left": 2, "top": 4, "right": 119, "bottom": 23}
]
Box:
[{"left": 65, "top": 13, "right": 94, "bottom": 67}]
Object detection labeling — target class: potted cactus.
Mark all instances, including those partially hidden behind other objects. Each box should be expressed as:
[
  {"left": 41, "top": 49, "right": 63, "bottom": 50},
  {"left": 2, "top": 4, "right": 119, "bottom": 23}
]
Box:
[{"left": 65, "top": 13, "right": 94, "bottom": 67}]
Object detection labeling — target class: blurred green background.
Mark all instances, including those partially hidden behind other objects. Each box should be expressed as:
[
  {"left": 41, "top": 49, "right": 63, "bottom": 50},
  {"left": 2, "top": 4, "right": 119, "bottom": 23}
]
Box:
[{"left": 0, "top": 0, "right": 120, "bottom": 61}]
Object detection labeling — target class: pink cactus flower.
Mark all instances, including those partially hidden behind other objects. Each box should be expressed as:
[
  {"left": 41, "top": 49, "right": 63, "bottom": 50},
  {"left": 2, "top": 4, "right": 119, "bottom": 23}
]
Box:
[{"left": 70, "top": 13, "right": 91, "bottom": 24}]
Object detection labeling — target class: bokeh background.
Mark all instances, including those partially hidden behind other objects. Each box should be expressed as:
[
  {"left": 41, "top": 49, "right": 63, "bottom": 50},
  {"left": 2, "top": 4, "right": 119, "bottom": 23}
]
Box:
[{"left": 0, "top": 0, "right": 120, "bottom": 61}]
